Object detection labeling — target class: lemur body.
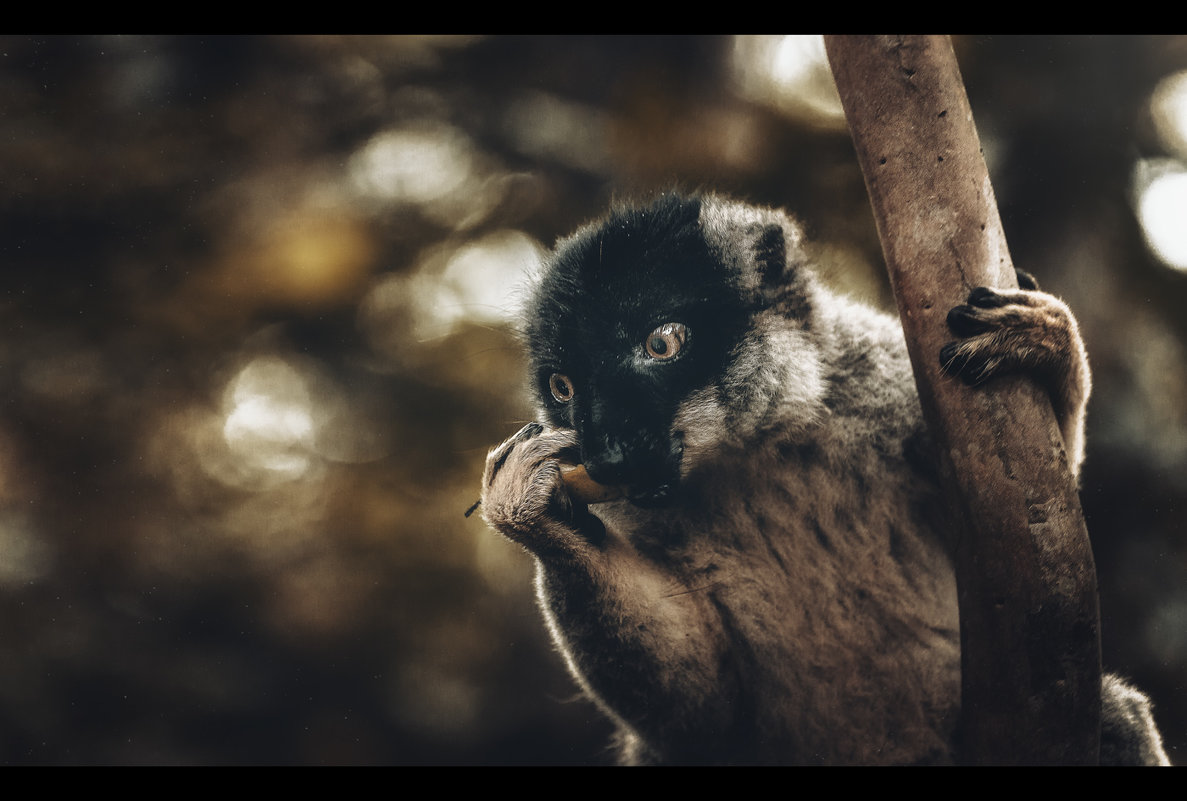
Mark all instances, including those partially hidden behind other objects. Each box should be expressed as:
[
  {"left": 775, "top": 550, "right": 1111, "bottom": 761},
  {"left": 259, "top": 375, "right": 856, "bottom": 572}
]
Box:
[{"left": 480, "top": 193, "right": 1168, "bottom": 765}]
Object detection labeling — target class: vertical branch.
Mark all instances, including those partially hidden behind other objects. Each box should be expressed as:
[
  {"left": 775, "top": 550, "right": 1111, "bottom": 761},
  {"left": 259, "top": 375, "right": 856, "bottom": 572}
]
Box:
[{"left": 824, "top": 35, "right": 1101, "bottom": 764}]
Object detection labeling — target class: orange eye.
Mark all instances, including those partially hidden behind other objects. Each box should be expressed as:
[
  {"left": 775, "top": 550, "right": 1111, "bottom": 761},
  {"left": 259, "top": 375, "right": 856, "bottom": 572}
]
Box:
[
  {"left": 644, "top": 322, "right": 688, "bottom": 360},
  {"left": 549, "top": 373, "right": 575, "bottom": 402}
]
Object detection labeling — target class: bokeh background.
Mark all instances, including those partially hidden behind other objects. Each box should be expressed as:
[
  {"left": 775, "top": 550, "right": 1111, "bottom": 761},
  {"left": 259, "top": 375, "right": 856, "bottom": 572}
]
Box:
[{"left": 0, "top": 34, "right": 1184, "bottom": 765}]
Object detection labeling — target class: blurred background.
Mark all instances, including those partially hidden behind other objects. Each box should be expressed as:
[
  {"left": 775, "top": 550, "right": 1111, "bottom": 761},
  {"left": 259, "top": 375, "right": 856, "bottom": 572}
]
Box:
[{"left": 0, "top": 34, "right": 1184, "bottom": 765}]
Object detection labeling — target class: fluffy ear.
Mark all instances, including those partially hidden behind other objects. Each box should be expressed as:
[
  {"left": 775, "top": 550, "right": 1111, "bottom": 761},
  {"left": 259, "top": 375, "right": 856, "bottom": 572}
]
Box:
[{"left": 697, "top": 197, "right": 807, "bottom": 303}]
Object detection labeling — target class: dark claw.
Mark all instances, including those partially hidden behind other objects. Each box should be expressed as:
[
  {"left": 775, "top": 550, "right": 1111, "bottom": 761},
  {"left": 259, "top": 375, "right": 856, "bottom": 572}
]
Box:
[
  {"left": 1015, "top": 268, "right": 1039, "bottom": 290},
  {"left": 490, "top": 423, "right": 542, "bottom": 480},
  {"left": 946, "top": 305, "right": 992, "bottom": 337},
  {"left": 488, "top": 422, "right": 549, "bottom": 489},
  {"left": 967, "top": 286, "right": 1009, "bottom": 308},
  {"left": 939, "top": 341, "right": 964, "bottom": 372}
]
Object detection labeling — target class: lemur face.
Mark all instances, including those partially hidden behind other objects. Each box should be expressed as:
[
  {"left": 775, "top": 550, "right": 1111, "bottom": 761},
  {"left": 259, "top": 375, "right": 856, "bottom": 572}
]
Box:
[{"left": 526, "top": 195, "right": 752, "bottom": 507}]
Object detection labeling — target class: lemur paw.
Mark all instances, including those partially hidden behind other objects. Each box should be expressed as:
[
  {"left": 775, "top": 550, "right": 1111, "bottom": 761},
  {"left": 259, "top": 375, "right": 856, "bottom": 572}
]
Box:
[
  {"left": 939, "top": 285, "right": 1074, "bottom": 388},
  {"left": 939, "top": 277, "right": 1091, "bottom": 476},
  {"left": 480, "top": 423, "right": 603, "bottom": 557}
]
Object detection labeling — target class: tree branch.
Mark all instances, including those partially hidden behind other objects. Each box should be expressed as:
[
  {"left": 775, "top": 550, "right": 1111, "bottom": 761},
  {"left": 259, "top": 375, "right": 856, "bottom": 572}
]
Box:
[{"left": 824, "top": 34, "right": 1101, "bottom": 765}]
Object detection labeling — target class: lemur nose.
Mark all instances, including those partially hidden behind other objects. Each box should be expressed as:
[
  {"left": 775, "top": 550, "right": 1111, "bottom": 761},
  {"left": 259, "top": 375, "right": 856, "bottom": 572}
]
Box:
[{"left": 582, "top": 437, "right": 631, "bottom": 486}]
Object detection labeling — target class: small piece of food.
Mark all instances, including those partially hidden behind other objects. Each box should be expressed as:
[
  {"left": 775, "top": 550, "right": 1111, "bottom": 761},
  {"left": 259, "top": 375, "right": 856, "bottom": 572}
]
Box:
[{"left": 559, "top": 463, "right": 624, "bottom": 504}]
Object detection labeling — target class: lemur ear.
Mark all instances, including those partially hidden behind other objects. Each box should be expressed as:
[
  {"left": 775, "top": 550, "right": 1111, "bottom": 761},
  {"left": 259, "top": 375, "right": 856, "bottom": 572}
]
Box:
[{"left": 754, "top": 223, "right": 788, "bottom": 288}]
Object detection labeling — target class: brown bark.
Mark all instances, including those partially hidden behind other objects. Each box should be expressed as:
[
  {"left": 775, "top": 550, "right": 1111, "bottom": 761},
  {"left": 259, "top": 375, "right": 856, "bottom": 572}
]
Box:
[{"left": 824, "top": 35, "right": 1101, "bottom": 764}]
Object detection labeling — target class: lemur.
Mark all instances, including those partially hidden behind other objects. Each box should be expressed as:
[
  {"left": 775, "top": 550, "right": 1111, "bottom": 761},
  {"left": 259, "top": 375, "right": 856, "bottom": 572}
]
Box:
[{"left": 478, "top": 192, "right": 1169, "bottom": 765}]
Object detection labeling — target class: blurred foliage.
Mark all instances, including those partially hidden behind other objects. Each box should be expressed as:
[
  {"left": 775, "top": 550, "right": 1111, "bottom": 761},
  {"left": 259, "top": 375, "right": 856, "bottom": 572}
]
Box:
[{"left": 0, "top": 35, "right": 1184, "bottom": 764}]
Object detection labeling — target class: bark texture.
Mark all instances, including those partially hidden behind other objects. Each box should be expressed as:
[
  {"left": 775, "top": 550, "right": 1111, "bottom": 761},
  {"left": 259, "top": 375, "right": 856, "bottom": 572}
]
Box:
[{"left": 824, "top": 34, "right": 1101, "bottom": 765}]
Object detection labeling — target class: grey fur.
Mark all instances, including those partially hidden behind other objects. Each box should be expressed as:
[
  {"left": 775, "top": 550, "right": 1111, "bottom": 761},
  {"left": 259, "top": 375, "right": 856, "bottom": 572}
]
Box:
[{"left": 480, "top": 194, "right": 1169, "bottom": 765}]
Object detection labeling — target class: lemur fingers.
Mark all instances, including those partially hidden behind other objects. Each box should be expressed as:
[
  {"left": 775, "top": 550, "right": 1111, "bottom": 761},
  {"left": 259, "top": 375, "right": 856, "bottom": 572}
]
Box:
[
  {"left": 480, "top": 423, "right": 603, "bottom": 558},
  {"left": 940, "top": 286, "right": 1075, "bottom": 388},
  {"left": 939, "top": 280, "right": 1090, "bottom": 474}
]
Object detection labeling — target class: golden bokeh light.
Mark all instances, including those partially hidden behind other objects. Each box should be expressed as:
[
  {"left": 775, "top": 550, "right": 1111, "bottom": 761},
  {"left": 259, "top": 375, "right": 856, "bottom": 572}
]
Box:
[
  {"left": 1151, "top": 70, "right": 1187, "bottom": 159},
  {"left": 730, "top": 35, "right": 845, "bottom": 127},
  {"left": 358, "top": 229, "right": 544, "bottom": 364},
  {"left": 1134, "top": 158, "right": 1187, "bottom": 271}
]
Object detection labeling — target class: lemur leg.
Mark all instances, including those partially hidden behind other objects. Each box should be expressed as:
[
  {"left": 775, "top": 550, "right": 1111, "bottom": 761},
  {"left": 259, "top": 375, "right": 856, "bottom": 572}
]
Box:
[{"left": 940, "top": 274, "right": 1091, "bottom": 477}]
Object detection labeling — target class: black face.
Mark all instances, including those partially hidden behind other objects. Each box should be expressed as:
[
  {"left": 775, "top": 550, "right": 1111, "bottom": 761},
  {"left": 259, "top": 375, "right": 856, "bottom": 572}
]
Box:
[{"left": 526, "top": 195, "right": 752, "bottom": 506}]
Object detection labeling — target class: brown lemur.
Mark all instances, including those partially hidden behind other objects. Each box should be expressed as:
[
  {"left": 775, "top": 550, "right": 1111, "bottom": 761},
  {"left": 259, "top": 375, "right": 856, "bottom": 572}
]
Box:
[{"left": 479, "top": 192, "right": 1169, "bottom": 765}]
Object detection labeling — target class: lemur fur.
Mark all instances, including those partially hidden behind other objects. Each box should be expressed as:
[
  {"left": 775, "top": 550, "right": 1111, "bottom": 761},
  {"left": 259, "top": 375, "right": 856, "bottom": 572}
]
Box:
[{"left": 479, "top": 193, "right": 1168, "bottom": 765}]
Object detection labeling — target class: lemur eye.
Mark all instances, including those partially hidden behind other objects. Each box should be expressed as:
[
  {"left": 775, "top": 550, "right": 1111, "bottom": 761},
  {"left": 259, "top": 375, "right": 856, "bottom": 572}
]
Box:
[
  {"left": 644, "top": 322, "right": 688, "bottom": 361},
  {"left": 549, "top": 373, "right": 575, "bottom": 403}
]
